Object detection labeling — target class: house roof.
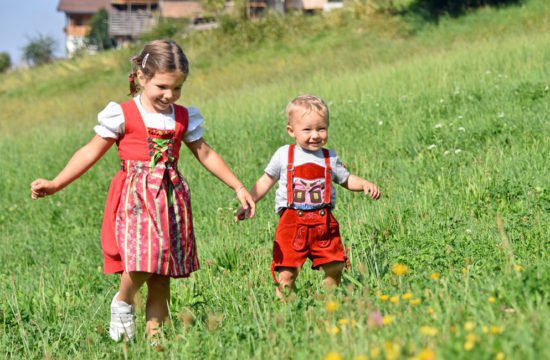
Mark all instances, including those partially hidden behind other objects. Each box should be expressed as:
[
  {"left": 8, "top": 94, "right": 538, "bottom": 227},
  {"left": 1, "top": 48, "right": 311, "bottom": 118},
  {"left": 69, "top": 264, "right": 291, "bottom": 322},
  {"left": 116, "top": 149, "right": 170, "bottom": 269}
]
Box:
[
  {"left": 57, "top": 0, "right": 111, "bottom": 13},
  {"left": 161, "top": 1, "right": 203, "bottom": 18}
]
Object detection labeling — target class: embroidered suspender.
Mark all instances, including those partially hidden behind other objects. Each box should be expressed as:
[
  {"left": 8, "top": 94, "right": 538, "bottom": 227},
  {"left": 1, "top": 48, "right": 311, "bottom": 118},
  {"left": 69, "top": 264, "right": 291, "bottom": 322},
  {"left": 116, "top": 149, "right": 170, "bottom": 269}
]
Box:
[{"left": 286, "top": 144, "right": 332, "bottom": 208}]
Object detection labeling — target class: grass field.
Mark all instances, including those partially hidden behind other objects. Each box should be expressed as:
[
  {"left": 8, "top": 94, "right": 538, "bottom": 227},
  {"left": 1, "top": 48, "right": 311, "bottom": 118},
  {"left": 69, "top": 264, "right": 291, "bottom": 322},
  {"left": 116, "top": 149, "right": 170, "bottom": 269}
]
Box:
[{"left": 1, "top": 1, "right": 549, "bottom": 359}]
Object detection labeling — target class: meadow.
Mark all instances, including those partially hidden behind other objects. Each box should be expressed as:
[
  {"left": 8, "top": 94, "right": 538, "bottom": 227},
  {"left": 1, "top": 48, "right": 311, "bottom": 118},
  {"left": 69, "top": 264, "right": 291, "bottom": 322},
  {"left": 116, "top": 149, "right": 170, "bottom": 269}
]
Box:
[{"left": 0, "top": 0, "right": 549, "bottom": 358}]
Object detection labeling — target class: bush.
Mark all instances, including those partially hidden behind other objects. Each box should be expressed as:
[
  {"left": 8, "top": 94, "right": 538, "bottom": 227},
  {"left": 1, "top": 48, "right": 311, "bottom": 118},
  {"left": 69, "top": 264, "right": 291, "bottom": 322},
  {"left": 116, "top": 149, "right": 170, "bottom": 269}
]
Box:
[
  {"left": 22, "top": 34, "right": 57, "bottom": 66},
  {"left": 85, "top": 9, "right": 115, "bottom": 51},
  {"left": 0, "top": 52, "right": 10, "bottom": 73}
]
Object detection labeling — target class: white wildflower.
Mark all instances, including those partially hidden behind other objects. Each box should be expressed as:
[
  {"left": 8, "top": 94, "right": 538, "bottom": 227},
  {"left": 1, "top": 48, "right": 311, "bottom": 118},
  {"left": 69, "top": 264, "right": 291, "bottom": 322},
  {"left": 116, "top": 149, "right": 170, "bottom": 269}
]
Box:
[
  {"left": 454, "top": 149, "right": 462, "bottom": 154},
  {"left": 434, "top": 123, "right": 444, "bottom": 129},
  {"left": 498, "top": 112, "right": 505, "bottom": 118},
  {"left": 466, "top": 229, "right": 472, "bottom": 234},
  {"left": 378, "top": 121, "right": 384, "bottom": 126},
  {"left": 428, "top": 144, "right": 437, "bottom": 150},
  {"left": 457, "top": 115, "right": 463, "bottom": 119},
  {"left": 458, "top": 127, "right": 465, "bottom": 132},
  {"left": 444, "top": 150, "right": 450, "bottom": 156}
]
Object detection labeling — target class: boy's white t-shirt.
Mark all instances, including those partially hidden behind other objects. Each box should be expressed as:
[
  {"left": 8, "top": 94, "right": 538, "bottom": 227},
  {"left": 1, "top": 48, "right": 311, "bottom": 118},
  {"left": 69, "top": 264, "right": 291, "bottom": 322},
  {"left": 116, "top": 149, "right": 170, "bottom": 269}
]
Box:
[
  {"left": 94, "top": 95, "right": 204, "bottom": 143},
  {"left": 265, "top": 145, "right": 350, "bottom": 213}
]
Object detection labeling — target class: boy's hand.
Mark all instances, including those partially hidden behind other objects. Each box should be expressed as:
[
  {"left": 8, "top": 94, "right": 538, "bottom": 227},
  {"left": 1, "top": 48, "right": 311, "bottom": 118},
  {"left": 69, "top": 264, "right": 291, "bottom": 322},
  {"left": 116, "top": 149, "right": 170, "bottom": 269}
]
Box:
[
  {"left": 30, "top": 179, "right": 57, "bottom": 200},
  {"left": 235, "top": 187, "right": 255, "bottom": 221},
  {"left": 363, "top": 181, "right": 381, "bottom": 200}
]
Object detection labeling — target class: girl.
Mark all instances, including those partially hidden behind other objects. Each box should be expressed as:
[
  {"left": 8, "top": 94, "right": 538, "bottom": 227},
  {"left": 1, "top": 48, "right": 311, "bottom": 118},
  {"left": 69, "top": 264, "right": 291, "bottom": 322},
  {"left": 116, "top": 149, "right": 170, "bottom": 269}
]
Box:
[{"left": 30, "top": 39, "right": 255, "bottom": 342}]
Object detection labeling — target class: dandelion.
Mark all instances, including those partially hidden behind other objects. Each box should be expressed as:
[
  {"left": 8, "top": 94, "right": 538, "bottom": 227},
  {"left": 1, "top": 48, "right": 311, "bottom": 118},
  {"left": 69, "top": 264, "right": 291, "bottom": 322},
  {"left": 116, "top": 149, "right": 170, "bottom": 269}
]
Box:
[
  {"left": 462, "top": 267, "right": 468, "bottom": 274},
  {"left": 450, "top": 324, "right": 457, "bottom": 334},
  {"left": 354, "top": 356, "right": 369, "bottom": 360},
  {"left": 325, "top": 351, "right": 343, "bottom": 360},
  {"left": 496, "top": 352, "right": 505, "bottom": 360},
  {"left": 491, "top": 325, "right": 504, "bottom": 334},
  {"left": 430, "top": 272, "right": 440, "bottom": 280},
  {"left": 464, "top": 321, "right": 475, "bottom": 331},
  {"left": 379, "top": 294, "right": 389, "bottom": 301},
  {"left": 370, "top": 347, "right": 381, "bottom": 359},
  {"left": 514, "top": 264, "right": 523, "bottom": 272},
  {"left": 420, "top": 326, "right": 438, "bottom": 337},
  {"left": 427, "top": 307, "right": 435, "bottom": 315},
  {"left": 482, "top": 326, "right": 489, "bottom": 334},
  {"left": 410, "top": 298, "right": 421, "bottom": 305},
  {"left": 464, "top": 341, "right": 475, "bottom": 351},
  {"left": 383, "top": 315, "right": 394, "bottom": 325},
  {"left": 458, "top": 127, "right": 465, "bottom": 132},
  {"left": 326, "top": 300, "right": 340, "bottom": 312},
  {"left": 434, "top": 123, "right": 444, "bottom": 129},
  {"left": 454, "top": 149, "right": 462, "bottom": 154},
  {"left": 488, "top": 296, "right": 496, "bottom": 303},
  {"left": 328, "top": 325, "right": 340, "bottom": 335},
  {"left": 418, "top": 348, "right": 436, "bottom": 360},
  {"left": 391, "top": 263, "right": 409, "bottom": 276},
  {"left": 390, "top": 296, "right": 399, "bottom": 304},
  {"left": 428, "top": 144, "right": 437, "bottom": 150},
  {"left": 338, "top": 319, "right": 349, "bottom": 326},
  {"left": 402, "top": 292, "right": 413, "bottom": 300},
  {"left": 466, "top": 334, "right": 479, "bottom": 343}
]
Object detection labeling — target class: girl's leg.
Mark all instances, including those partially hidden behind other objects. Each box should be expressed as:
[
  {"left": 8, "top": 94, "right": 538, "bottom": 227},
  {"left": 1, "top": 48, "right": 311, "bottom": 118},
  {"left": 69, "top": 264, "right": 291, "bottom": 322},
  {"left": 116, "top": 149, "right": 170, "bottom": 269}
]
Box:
[
  {"left": 319, "top": 261, "right": 345, "bottom": 289},
  {"left": 145, "top": 274, "right": 171, "bottom": 338},
  {"left": 276, "top": 267, "right": 299, "bottom": 299},
  {"left": 117, "top": 271, "right": 152, "bottom": 304}
]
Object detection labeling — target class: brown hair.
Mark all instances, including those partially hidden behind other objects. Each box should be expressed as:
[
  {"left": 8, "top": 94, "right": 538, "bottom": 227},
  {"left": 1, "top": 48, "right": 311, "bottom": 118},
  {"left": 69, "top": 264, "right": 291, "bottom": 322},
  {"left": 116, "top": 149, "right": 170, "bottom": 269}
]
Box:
[
  {"left": 128, "top": 39, "right": 189, "bottom": 96},
  {"left": 285, "top": 94, "right": 329, "bottom": 125}
]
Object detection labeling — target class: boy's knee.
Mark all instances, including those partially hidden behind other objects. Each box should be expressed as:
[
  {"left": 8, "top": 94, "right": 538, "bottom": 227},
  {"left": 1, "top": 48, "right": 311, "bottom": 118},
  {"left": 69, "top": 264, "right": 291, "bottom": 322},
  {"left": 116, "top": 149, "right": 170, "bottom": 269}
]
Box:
[{"left": 321, "top": 261, "right": 345, "bottom": 276}]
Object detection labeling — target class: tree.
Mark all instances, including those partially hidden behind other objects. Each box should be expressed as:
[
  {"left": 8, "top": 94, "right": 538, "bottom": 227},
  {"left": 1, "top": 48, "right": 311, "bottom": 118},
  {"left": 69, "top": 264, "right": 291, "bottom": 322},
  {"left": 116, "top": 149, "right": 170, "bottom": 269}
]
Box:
[
  {"left": 0, "top": 52, "right": 11, "bottom": 73},
  {"left": 22, "top": 34, "right": 57, "bottom": 66},
  {"left": 85, "top": 9, "right": 114, "bottom": 51}
]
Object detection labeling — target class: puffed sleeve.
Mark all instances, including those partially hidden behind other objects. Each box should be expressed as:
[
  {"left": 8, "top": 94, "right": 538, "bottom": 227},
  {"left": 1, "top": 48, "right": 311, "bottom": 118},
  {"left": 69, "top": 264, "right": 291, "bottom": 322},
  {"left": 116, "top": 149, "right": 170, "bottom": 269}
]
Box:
[
  {"left": 94, "top": 102, "right": 124, "bottom": 139},
  {"left": 184, "top": 106, "right": 204, "bottom": 143}
]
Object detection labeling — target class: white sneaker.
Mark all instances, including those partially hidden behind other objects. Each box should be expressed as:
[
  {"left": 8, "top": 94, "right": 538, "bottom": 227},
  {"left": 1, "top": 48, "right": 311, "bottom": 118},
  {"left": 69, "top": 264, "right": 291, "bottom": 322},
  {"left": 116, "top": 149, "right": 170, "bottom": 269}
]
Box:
[{"left": 109, "top": 292, "right": 135, "bottom": 341}]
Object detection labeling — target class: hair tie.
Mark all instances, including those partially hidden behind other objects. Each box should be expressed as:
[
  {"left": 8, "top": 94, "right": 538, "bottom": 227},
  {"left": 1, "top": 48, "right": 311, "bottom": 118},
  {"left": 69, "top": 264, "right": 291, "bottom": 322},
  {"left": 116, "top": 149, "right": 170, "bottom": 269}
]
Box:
[{"left": 141, "top": 53, "right": 150, "bottom": 68}]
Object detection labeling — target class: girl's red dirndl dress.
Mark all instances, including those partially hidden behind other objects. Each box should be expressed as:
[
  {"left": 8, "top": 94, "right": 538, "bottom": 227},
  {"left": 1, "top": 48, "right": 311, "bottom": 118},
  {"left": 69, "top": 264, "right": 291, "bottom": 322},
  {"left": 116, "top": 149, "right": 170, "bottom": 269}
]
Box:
[{"left": 100, "top": 100, "right": 199, "bottom": 278}]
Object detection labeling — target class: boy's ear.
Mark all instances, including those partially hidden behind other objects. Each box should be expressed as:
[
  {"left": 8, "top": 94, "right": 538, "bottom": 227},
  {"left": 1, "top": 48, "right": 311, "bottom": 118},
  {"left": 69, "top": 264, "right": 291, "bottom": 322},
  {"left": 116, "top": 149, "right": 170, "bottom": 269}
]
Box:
[{"left": 286, "top": 124, "right": 295, "bottom": 138}]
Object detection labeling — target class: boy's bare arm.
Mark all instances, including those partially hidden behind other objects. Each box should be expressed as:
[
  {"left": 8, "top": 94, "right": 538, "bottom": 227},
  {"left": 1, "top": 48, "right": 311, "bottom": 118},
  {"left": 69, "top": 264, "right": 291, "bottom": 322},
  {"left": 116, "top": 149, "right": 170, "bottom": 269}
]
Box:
[
  {"left": 235, "top": 173, "right": 277, "bottom": 221},
  {"left": 341, "top": 174, "right": 381, "bottom": 200}
]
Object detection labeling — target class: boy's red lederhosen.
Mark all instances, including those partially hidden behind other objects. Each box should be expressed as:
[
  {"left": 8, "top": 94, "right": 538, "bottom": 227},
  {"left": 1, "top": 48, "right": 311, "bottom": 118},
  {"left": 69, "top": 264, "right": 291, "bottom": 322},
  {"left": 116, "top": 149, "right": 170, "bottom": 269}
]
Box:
[{"left": 271, "top": 144, "right": 347, "bottom": 281}]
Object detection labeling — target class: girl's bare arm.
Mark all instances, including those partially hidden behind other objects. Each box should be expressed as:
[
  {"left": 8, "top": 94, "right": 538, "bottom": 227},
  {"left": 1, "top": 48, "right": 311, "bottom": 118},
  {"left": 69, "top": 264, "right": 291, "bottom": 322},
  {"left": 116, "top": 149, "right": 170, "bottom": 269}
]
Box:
[
  {"left": 186, "top": 138, "right": 255, "bottom": 217},
  {"left": 31, "top": 135, "right": 115, "bottom": 199}
]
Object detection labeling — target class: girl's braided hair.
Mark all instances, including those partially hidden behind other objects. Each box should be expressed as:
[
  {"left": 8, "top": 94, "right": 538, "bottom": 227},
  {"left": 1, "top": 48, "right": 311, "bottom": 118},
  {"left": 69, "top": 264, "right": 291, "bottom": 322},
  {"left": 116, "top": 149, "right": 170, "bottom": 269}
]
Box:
[{"left": 128, "top": 39, "right": 189, "bottom": 96}]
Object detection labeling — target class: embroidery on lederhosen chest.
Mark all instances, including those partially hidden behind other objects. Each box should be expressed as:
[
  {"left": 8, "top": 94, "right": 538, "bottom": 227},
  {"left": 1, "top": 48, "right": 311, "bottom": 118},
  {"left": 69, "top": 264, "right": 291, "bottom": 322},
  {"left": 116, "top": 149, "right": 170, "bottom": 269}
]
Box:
[{"left": 286, "top": 144, "right": 332, "bottom": 210}]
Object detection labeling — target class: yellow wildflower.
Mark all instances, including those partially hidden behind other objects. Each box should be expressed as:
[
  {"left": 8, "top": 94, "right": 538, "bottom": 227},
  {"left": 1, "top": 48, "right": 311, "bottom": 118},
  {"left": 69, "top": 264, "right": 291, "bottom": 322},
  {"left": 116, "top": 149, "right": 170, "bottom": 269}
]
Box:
[
  {"left": 482, "top": 326, "right": 489, "bottom": 334},
  {"left": 328, "top": 325, "right": 340, "bottom": 335},
  {"left": 430, "top": 272, "right": 440, "bottom": 280},
  {"left": 370, "top": 347, "right": 381, "bottom": 359},
  {"left": 427, "top": 307, "right": 435, "bottom": 315},
  {"left": 383, "top": 315, "right": 394, "bottom": 325},
  {"left": 338, "top": 319, "right": 349, "bottom": 326},
  {"left": 354, "top": 356, "right": 369, "bottom": 360},
  {"left": 379, "top": 294, "right": 389, "bottom": 301},
  {"left": 418, "top": 348, "right": 436, "bottom": 360},
  {"left": 466, "top": 334, "right": 479, "bottom": 343},
  {"left": 402, "top": 292, "right": 413, "bottom": 300},
  {"left": 488, "top": 296, "right": 496, "bottom": 303},
  {"left": 390, "top": 296, "right": 399, "bottom": 304},
  {"left": 464, "top": 341, "right": 475, "bottom": 351},
  {"left": 420, "top": 326, "right": 438, "bottom": 337},
  {"left": 464, "top": 321, "right": 475, "bottom": 331},
  {"left": 496, "top": 352, "right": 505, "bottom": 360},
  {"left": 325, "top": 351, "right": 343, "bottom": 360},
  {"left": 513, "top": 264, "right": 523, "bottom": 272},
  {"left": 384, "top": 341, "right": 400, "bottom": 360},
  {"left": 462, "top": 267, "right": 468, "bottom": 274},
  {"left": 326, "top": 301, "right": 340, "bottom": 312},
  {"left": 491, "top": 325, "right": 503, "bottom": 334},
  {"left": 410, "top": 298, "right": 421, "bottom": 305},
  {"left": 391, "top": 263, "right": 409, "bottom": 276},
  {"left": 450, "top": 324, "right": 457, "bottom": 334}
]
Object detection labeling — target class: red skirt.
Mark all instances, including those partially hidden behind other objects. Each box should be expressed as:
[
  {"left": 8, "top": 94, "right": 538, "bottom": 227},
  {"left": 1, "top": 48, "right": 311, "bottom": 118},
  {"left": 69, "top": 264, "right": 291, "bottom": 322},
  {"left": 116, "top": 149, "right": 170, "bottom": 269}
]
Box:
[{"left": 101, "top": 160, "right": 199, "bottom": 278}]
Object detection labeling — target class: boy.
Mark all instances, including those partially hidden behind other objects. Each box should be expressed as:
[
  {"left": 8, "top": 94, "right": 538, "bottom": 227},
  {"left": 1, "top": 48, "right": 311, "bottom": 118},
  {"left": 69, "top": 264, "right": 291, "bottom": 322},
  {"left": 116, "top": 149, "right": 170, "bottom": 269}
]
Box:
[{"left": 236, "top": 95, "right": 380, "bottom": 298}]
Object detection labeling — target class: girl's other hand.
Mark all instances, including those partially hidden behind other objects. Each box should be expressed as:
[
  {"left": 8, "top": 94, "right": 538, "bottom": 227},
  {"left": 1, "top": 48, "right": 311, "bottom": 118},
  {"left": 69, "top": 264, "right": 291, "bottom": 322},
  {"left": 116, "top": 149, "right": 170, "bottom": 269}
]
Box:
[
  {"left": 235, "top": 187, "right": 256, "bottom": 220},
  {"left": 363, "top": 181, "right": 381, "bottom": 200},
  {"left": 30, "top": 179, "right": 57, "bottom": 199}
]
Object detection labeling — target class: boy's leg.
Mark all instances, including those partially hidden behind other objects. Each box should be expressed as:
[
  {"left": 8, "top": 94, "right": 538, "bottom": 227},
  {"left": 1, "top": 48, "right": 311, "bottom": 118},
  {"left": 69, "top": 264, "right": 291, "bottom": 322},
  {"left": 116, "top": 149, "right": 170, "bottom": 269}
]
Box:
[
  {"left": 275, "top": 266, "right": 300, "bottom": 299},
  {"left": 319, "top": 261, "right": 345, "bottom": 289},
  {"left": 145, "top": 274, "right": 170, "bottom": 338}
]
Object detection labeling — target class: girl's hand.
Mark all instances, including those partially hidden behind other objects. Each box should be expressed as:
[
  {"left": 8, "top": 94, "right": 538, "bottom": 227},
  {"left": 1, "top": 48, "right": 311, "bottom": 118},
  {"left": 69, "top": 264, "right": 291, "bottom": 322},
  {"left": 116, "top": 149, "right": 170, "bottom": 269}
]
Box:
[
  {"left": 363, "top": 181, "right": 381, "bottom": 200},
  {"left": 235, "top": 187, "right": 256, "bottom": 221},
  {"left": 30, "top": 179, "right": 58, "bottom": 199}
]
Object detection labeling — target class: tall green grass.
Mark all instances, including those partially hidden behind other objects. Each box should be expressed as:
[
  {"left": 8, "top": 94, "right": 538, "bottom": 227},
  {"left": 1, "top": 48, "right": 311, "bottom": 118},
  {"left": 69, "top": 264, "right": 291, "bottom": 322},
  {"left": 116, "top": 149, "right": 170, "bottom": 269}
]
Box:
[{"left": 1, "top": 0, "right": 549, "bottom": 358}]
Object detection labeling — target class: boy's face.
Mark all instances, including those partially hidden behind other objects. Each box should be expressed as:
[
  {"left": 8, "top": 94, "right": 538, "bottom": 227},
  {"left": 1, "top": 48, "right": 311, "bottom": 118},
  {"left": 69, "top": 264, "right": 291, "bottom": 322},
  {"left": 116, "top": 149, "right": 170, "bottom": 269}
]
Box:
[{"left": 287, "top": 109, "right": 329, "bottom": 151}]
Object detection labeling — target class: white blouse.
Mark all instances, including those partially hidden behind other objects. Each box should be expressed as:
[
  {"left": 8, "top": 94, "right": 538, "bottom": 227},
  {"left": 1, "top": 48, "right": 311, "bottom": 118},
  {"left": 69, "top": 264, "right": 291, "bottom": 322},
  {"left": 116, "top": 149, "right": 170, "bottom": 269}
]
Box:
[{"left": 94, "top": 95, "right": 204, "bottom": 143}]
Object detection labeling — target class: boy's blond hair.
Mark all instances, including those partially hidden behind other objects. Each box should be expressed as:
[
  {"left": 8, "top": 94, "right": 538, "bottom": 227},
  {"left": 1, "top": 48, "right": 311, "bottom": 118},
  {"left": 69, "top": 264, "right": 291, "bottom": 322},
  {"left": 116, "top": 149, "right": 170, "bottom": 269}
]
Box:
[{"left": 286, "top": 94, "right": 329, "bottom": 125}]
